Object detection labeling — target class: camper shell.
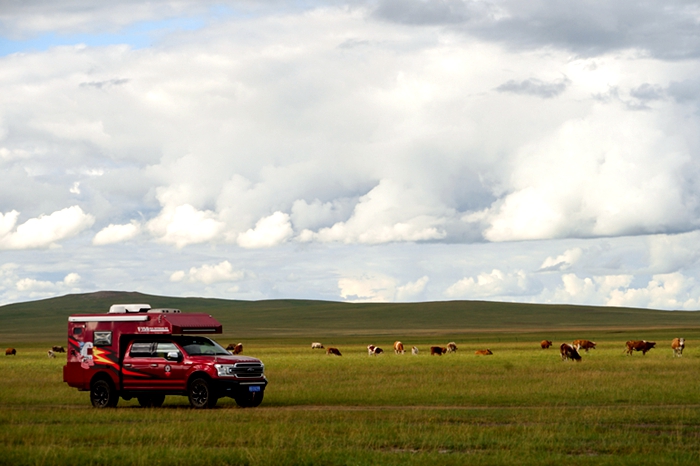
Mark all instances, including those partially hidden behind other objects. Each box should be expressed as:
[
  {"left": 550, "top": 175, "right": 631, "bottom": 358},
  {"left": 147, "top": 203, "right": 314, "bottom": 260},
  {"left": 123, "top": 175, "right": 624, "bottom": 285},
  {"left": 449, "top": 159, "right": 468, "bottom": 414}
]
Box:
[{"left": 63, "top": 304, "right": 266, "bottom": 409}]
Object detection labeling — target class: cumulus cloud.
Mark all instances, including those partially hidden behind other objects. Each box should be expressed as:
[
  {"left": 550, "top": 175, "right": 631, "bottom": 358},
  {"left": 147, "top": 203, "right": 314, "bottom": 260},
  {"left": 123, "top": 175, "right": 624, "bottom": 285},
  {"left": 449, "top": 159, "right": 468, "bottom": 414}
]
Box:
[
  {"left": 607, "top": 273, "right": 700, "bottom": 310},
  {"left": 396, "top": 275, "right": 429, "bottom": 301},
  {"left": 338, "top": 273, "right": 429, "bottom": 302},
  {"left": 540, "top": 248, "right": 583, "bottom": 272},
  {"left": 93, "top": 221, "right": 141, "bottom": 245},
  {"left": 0, "top": 206, "right": 94, "bottom": 249},
  {"left": 147, "top": 204, "right": 224, "bottom": 248},
  {"left": 170, "top": 261, "right": 245, "bottom": 284},
  {"left": 444, "top": 269, "right": 535, "bottom": 299},
  {"left": 237, "top": 212, "right": 293, "bottom": 249}
]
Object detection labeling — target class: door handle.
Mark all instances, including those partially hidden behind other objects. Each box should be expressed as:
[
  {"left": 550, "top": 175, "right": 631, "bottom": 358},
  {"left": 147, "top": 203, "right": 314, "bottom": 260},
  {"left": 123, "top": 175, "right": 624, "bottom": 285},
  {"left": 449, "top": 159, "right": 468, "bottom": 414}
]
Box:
[
  {"left": 124, "top": 363, "right": 132, "bottom": 367},
  {"left": 150, "top": 363, "right": 158, "bottom": 367}
]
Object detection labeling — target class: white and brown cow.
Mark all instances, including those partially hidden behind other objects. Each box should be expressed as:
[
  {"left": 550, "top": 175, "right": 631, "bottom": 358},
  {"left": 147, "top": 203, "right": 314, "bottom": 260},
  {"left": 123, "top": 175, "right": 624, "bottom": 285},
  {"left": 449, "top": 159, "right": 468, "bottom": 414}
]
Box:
[
  {"left": 394, "top": 341, "right": 405, "bottom": 354},
  {"left": 430, "top": 346, "right": 447, "bottom": 356},
  {"left": 560, "top": 343, "right": 582, "bottom": 361},
  {"left": 626, "top": 340, "right": 656, "bottom": 355},
  {"left": 411, "top": 346, "right": 419, "bottom": 355},
  {"left": 367, "top": 345, "right": 383, "bottom": 355},
  {"left": 573, "top": 339, "right": 596, "bottom": 352},
  {"left": 226, "top": 343, "right": 243, "bottom": 355},
  {"left": 47, "top": 350, "right": 56, "bottom": 358},
  {"left": 326, "top": 347, "right": 342, "bottom": 356},
  {"left": 540, "top": 340, "right": 553, "bottom": 349},
  {"left": 311, "top": 342, "right": 324, "bottom": 349},
  {"left": 446, "top": 342, "right": 458, "bottom": 353},
  {"left": 671, "top": 338, "right": 685, "bottom": 357}
]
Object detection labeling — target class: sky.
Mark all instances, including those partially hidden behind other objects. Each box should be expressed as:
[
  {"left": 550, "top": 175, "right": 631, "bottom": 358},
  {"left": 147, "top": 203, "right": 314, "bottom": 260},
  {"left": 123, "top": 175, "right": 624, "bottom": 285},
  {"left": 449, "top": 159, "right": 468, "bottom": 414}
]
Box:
[{"left": 2, "top": 0, "right": 700, "bottom": 310}]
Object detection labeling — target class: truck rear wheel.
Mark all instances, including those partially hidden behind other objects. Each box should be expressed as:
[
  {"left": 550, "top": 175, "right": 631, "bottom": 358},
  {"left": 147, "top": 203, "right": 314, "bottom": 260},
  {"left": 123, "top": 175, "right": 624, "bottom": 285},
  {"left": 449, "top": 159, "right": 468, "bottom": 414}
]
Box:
[
  {"left": 90, "top": 379, "right": 118, "bottom": 408},
  {"left": 137, "top": 394, "right": 165, "bottom": 408},
  {"left": 188, "top": 377, "right": 217, "bottom": 409},
  {"left": 234, "top": 389, "right": 264, "bottom": 408}
]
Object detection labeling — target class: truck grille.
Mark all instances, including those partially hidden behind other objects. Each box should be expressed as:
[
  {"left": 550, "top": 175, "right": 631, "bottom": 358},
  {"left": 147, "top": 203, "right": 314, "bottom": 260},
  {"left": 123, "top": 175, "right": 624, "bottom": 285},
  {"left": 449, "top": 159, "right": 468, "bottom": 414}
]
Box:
[{"left": 229, "top": 362, "right": 264, "bottom": 378}]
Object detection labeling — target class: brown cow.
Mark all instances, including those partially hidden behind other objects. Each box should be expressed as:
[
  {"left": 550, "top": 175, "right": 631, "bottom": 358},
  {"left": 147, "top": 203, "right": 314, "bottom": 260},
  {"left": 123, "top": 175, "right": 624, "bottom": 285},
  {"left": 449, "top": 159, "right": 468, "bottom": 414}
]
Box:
[
  {"left": 326, "top": 347, "right": 342, "bottom": 356},
  {"left": 671, "top": 338, "right": 685, "bottom": 357},
  {"left": 560, "top": 343, "right": 581, "bottom": 361},
  {"left": 626, "top": 340, "right": 656, "bottom": 355},
  {"left": 446, "top": 342, "right": 458, "bottom": 353},
  {"left": 52, "top": 346, "right": 66, "bottom": 353},
  {"left": 540, "top": 340, "right": 553, "bottom": 349},
  {"left": 573, "top": 339, "right": 596, "bottom": 352},
  {"left": 430, "top": 346, "right": 447, "bottom": 356},
  {"left": 5, "top": 348, "right": 16, "bottom": 356},
  {"left": 475, "top": 349, "right": 493, "bottom": 355},
  {"left": 394, "top": 341, "right": 405, "bottom": 354},
  {"left": 226, "top": 343, "right": 243, "bottom": 354}
]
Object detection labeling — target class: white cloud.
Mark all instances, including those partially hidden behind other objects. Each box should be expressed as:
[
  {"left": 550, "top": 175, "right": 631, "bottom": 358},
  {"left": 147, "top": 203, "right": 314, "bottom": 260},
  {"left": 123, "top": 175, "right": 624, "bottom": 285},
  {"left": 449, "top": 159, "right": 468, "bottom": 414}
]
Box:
[
  {"left": 93, "top": 221, "right": 141, "bottom": 245},
  {"left": 338, "top": 274, "right": 397, "bottom": 303},
  {"left": 237, "top": 212, "right": 293, "bottom": 249},
  {"left": 444, "top": 269, "right": 534, "bottom": 299},
  {"left": 170, "top": 261, "right": 245, "bottom": 284},
  {"left": 396, "top": 275, "right": 429, "bottom": 301},
  {"left": 147, "top": 204, "right": 224, "bottom": 248},
  {"left": 16, "top": 272, "right": 81, "bottom": 293},
  {"left": 607, "top": 272, "right": 700, "bottom": 310},
  {"left": 0, "top": 206, "right": 94, "bottom": 249},
  {"left": 540, "top": 247, "right": 583, "bottom": 271}
]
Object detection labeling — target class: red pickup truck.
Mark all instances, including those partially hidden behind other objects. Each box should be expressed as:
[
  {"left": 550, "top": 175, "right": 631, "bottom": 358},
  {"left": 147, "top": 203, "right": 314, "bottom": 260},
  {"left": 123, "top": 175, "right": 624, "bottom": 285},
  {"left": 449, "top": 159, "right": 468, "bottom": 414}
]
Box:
[{"left": 63, "top": 303, "right": 267, "bottom": 409}]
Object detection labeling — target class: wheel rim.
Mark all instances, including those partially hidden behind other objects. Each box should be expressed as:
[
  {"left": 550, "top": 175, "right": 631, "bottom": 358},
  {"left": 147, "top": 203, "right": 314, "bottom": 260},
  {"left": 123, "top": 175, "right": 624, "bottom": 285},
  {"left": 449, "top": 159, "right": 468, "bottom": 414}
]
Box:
[
  {"left": 190, "top": 381, "right": 208, "bottom": 407},
  {"left": 92, "top": 382, "right": 109, "bottom": 407}
]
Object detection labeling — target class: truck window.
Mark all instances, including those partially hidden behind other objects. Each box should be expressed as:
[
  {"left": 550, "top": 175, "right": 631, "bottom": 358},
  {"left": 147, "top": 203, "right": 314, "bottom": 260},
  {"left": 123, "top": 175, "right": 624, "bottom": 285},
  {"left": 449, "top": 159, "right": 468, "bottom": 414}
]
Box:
[
  {"left": 94, "top": 331, "right": 112, "bottom": 346},
  {"left": 155, "top": 342, "right": 179, "bottom": 359},
  {"left": 129, "top": 342, "right": 155, "bottom": 357},
  {"left": 176, "top": 336, "right": 229, "bottom": 356}
]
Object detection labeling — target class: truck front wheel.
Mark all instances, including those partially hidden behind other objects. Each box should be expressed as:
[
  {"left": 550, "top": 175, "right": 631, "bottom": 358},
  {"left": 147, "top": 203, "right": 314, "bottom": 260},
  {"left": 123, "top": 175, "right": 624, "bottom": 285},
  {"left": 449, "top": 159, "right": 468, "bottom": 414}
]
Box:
[
  {"left": 90, "top": 379, "right": 118, "bottom": 408},
  {"left": 188, "top": 377, "right": 217, "bottom": 409}
]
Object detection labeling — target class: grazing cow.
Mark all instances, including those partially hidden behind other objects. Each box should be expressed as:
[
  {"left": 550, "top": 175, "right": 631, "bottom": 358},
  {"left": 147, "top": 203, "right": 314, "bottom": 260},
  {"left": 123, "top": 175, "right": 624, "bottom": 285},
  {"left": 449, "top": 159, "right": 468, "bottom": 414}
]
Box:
[
  {"left": 447, "top": 342, "right": 458, "bottom": 353},
  {"left": 560, "top": 343, "right": 582, "bottom": 361},
  {"left": 394, "top": 341, "right": 405, "bottom": 354},
  {"left": 326, "top": 347, "right": 342, "bottom": 356},
  {"left": 411, "top": 346, "right": 419, "bottom": 355},
  {"left": 311, "top": 342, "right": 324, "bottom": 349},
  {"left": 573, "top": 339, "right": 596, "bottom": 352},
  {"left": 367, "top": 345, "right": 383, "bottom": 355},
  {"left": 227, "top": 343, "right": 243, "bottom": 355},
  {"left": 626, "top": 340, "right": 656, "bottom": 355},
  {"left": 52, "top": 346, "right": 65, "bottom": 353},
  {"left": 47, "top": 350, "right": 56, "bottom": 359},
  {"left": 540, "top": 340, "right": 553, "bottom": 349},
  {"left": 430, "top": 346, "right": 447, "bottom": 356},
  {"left": 475, "top": 349, "right": 493, "bottom": 356},
  {"left": 671, "top": 338, "right": 685, "bottom": 357},
  {"left": 5, "top": 348, "right": 16, "bottom": 356}
]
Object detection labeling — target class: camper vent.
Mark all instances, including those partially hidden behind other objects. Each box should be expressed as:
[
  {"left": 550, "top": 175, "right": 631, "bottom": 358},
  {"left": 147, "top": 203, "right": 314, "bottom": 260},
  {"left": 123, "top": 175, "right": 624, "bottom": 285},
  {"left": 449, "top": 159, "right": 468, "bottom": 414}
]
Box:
[{"left": 108, "top": 303, "right": 151, "bottom": 314}]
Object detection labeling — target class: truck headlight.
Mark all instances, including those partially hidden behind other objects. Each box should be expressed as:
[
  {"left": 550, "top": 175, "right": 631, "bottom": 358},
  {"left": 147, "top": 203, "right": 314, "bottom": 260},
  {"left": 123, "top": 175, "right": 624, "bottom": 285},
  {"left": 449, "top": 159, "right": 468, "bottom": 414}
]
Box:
[{"left": 214, "top": 364, "right": 234, "bottom": 377}]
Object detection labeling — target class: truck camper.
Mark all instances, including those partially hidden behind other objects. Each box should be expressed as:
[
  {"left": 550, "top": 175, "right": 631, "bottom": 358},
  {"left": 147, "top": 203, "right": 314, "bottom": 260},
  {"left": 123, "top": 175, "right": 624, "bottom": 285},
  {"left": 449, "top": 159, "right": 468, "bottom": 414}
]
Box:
[{"left": 63, "top": 303, "right": 267, "bottom": 409}]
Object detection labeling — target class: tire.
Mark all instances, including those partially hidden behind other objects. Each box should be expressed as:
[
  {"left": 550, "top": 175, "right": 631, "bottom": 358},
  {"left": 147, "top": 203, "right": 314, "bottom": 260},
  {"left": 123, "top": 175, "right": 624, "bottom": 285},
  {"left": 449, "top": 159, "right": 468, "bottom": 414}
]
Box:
[
  {"left": 234, "top": 389, "right": 264, "bottom": 408},
  {"left": 137, "top": 394, "right": 165, "bottom": 408},
  {"left": 90, "top": 379, "right": 118, "bottom": 408},
  {"left": 188, "top": 377, "right": 217, "bottom": 409}
]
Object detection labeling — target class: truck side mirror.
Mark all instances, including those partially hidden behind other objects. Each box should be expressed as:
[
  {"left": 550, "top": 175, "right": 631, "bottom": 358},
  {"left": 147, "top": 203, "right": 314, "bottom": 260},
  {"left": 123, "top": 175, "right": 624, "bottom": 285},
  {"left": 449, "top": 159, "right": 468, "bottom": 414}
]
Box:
[{"left": 166, "top": 351, "right": 182, "bottom": 362}]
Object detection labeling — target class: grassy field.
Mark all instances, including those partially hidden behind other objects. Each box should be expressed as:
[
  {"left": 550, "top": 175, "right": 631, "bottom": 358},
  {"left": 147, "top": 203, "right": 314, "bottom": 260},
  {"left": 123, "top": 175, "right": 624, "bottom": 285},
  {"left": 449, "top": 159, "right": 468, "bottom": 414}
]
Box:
[
  {"left": 2, "top": 292, "right": 700, "bottom": 464},
  {"left": 2, "top": 329, "right": 700, "bottom": 465}
]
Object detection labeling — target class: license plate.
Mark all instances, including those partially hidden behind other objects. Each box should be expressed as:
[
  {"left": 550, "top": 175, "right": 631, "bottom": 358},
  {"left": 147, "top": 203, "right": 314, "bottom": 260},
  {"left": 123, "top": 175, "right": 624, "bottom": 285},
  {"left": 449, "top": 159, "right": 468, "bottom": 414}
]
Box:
[{"left": 248, "top": 386, "right": 261, "bottom": 392}]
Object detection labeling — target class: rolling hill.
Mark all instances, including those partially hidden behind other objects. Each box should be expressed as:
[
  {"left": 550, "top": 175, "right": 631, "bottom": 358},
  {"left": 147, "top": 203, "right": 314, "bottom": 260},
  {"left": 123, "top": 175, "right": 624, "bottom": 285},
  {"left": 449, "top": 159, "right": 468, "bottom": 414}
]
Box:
[{"left": 2, "top": 291, "right": 700, "bottom": 342}]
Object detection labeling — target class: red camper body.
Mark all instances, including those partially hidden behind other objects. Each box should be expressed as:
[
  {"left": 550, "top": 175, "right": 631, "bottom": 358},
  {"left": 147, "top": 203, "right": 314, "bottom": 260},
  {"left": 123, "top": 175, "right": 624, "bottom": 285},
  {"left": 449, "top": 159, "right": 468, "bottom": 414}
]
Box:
[{"left": 63, "top": 304, "right": 266, "bottom": 409}]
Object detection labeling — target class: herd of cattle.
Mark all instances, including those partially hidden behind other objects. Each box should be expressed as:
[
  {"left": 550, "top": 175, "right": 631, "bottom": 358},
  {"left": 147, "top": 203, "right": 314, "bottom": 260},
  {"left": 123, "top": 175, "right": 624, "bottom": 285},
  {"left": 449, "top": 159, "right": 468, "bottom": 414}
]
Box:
[
  {"left": 310, "top": 337, "right": 687, "bottom": 361},
  {"left": 2, "top": 338, "right": 688, "bottom": 360}
]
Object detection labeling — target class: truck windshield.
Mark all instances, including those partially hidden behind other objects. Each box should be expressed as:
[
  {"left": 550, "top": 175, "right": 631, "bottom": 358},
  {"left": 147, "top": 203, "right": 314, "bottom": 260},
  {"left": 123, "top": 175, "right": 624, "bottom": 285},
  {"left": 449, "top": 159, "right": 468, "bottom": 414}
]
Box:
[{"left": 175, "top": 336, "right": 230, "bottom": 356}]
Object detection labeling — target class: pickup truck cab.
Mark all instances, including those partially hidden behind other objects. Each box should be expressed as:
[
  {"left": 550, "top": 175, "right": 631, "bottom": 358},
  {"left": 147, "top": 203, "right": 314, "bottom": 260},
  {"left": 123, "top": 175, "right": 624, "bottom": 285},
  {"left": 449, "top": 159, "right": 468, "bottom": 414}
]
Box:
[{"left": 63, "top": 304, "right": 267, "bottom": 409}]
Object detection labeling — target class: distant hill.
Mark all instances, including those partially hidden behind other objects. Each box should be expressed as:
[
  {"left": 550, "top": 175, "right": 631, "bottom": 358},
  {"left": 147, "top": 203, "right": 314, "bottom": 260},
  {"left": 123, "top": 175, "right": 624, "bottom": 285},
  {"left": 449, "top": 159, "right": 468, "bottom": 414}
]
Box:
[{"left": 2, "top": 291, "right": 700, "bottom": 342}]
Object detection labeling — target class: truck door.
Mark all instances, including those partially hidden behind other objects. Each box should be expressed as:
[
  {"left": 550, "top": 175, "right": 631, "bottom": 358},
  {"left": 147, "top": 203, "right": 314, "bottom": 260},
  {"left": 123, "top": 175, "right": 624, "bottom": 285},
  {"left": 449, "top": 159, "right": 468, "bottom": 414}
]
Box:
[{"left": 122, "top": 341, "right": 187, "bottom": 391}]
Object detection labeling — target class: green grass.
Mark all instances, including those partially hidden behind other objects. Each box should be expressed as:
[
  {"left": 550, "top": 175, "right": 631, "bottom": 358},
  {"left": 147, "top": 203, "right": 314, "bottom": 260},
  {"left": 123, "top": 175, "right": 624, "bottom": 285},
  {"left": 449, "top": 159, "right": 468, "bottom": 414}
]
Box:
[{"left": 2, "top": 333, "right": 700, "bottom": 465}]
